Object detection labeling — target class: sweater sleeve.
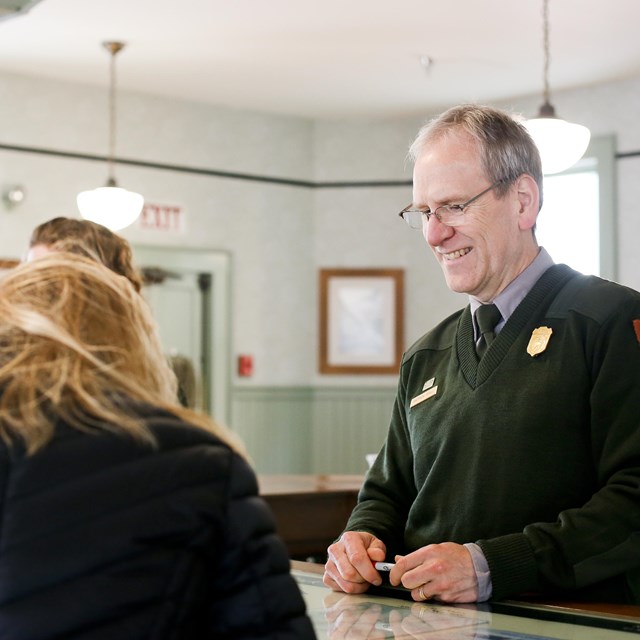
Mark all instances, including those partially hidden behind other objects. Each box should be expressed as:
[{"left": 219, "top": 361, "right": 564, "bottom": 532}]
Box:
[
  {"left": 479, "top": 295, "right": 640, "bottom": 601},
  {"left": 342, "top": 375, "right": 418, "bottom": 556},
  {"left": 207, "top": 452, "right": 316, "bottom": 639}
]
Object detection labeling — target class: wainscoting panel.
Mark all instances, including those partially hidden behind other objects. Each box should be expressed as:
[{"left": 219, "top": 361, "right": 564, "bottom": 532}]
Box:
[
  {"left": 310, "top": 387, "right": 396, "bottom": 474},
  {"left": 231, "top": 387, "right": 314, "bottom": 474},
  {"left": 231, "top": 386, "right": 396, "bottom": 474}
]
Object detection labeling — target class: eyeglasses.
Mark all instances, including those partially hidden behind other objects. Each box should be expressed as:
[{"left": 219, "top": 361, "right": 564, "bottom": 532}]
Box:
[{"left": 398, "top": 180, "right": 505, "bottom": 229}]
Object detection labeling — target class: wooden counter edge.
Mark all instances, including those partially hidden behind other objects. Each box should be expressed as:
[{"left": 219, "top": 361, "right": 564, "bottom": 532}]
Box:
[
  {"left": 290, "top": 561, "right": 640, "bottom": 620},
  {"left": 292, "top": 559, "right": 324, "bottom": 575}
]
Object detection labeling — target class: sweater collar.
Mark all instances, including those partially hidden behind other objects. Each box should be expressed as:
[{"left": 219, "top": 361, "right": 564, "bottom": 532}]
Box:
[{"left": 457, "top": 263, "right": 577, "bottom": 388}]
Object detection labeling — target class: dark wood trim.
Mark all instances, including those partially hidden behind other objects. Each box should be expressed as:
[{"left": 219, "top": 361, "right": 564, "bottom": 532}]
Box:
[
  {"left": 292, "top": 560, "right": 640, "bottom": 628},
  {"left": 260, "top": 474, "right": 363, "bottom": 560},
  {"left": 0, "top": 143, "right": 412, "bottom": 190}
]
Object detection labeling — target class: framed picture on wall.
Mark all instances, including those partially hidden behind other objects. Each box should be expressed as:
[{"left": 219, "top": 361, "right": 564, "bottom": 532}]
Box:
[
  {"left": 0, "top": 259, "right": 19, "bottom": 273},
  {"left": 319, "top": 268, "right": 404, "bottom": 375}
]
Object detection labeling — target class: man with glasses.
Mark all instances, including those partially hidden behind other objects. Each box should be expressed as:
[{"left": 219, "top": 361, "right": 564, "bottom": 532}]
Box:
[{"left": 323, "top": 104, "right": 640, "bottom": 604}]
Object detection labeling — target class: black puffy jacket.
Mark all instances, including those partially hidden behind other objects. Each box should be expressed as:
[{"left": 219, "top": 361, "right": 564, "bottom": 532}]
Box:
[{"left": 0, "top": 405, "right": 316, "bottom": 639}]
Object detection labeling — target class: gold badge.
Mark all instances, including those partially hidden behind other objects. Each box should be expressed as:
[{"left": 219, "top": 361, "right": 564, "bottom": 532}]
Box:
[{"left": 527, "top": 326, "right": 553, "bottom": 357}]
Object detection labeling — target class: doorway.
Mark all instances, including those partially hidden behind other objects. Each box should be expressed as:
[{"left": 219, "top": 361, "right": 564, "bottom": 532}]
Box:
[{"left": 132, "top": 246, "right": 232, "bottom": 425}]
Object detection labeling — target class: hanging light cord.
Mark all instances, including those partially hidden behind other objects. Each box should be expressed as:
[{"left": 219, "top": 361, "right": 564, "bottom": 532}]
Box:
[
  {"left": 542, "top": 0, "right": 550, "bottom": 106},
  {"left": 537, "top": 0, "right": 556, "bottom": 117},
  {"left": 104, "top": 41, "right": 124, "bottom": 186},
  {"left": 77, "top": 40, "right": 144, "bottom": 230}
]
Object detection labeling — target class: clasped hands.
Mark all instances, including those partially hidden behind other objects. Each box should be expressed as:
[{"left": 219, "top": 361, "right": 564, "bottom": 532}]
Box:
[{"left": 323, "top": 531, "right": 478, "bottom": 603}]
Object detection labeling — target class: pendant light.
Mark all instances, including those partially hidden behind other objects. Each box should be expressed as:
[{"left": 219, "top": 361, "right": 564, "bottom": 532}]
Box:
[
  {"left": 77, "top": 41, "right": 143, "bottom": 231},
  {"left": 524, "top": 0, "right": 590, "bottom": 175}
]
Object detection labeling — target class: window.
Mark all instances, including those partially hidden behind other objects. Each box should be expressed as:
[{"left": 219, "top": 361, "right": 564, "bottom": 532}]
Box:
[{"left": 535, "top": 136, "right": 616, "bottom": 279}]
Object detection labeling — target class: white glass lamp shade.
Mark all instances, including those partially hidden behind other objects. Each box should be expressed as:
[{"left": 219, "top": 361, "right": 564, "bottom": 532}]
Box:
[
  {"left": 77, "top": 185, "right": 144, "bottom": 231},
  {"left": 524, "top": 116, "right": 591, "bottom": 175}
]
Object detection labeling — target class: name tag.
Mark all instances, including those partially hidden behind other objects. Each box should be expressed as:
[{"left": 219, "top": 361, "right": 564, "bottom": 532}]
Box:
[{"left": 410, "top": 385, "right": 438, "bottom": 408}]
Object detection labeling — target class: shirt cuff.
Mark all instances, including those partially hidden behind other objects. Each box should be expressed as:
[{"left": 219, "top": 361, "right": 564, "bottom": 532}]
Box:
[{"left": 464, "top": 542, "right": 493, "bottom": 602}]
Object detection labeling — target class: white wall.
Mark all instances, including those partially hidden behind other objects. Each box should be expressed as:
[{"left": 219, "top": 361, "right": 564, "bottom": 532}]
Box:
[
  {"left": 0, "top": 70, "right": 316, "bottom": 387},
  {"left": 1, "top": 69, "right": 640, "bottom": 394}
]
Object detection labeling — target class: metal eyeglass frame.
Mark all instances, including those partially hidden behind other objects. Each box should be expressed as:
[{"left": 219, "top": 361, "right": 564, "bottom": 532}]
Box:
[{"left": 398, "top": 180, "right": 505, "bottom": 228}]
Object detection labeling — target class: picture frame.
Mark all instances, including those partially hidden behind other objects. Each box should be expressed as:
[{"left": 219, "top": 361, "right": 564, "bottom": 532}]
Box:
[
  {"left": 319, "top": 268, "right": 404, "bottom": 375},
  {"left": 0, "top": 259, "right": 19, "bottom": 273}
]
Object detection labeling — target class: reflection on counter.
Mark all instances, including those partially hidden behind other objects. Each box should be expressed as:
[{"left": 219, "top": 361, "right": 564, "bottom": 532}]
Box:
[{"left": 292, "top": 564, "right": 640, "bottom": 639}]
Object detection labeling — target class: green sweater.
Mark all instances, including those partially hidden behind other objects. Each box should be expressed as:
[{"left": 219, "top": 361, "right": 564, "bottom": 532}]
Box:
[{"left": 346, "top": 265, "right": 640, "bottom": 602}]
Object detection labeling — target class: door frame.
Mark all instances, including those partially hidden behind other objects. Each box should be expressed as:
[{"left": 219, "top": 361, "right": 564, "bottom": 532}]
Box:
[{"left": 133, "top": 245, "right": 232, "bottom": 425}]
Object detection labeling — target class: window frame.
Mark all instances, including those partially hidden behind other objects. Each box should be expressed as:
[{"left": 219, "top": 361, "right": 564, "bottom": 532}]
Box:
[{"left": 542, "top": 135, "right": 616, "bottom": 280}]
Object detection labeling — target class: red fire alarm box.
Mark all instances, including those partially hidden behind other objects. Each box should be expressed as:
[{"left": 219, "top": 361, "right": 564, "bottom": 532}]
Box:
[{"left": 237, "top": 354, "right": 253, "bottom": 377}]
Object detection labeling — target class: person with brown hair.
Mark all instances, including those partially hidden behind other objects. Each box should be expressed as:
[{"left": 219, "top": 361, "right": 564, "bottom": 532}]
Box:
[
  {"left": 0, "top": 254, "right": 314, "bottom": 640},
  {"left": 26, "top": 216, "right": 200, "bottom": 409},
  {"left": 27, "top": 216, "right": 143, "bottom": 292}
]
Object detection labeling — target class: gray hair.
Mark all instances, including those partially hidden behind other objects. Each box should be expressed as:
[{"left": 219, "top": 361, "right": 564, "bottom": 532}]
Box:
[{"left": 409, "top": 104, "right": 544, "bottom": 209}]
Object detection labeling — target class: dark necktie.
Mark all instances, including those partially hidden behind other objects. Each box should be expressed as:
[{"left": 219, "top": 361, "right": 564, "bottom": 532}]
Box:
[{"left": 475, "top": 303, "right": 502, "bottom": 358}]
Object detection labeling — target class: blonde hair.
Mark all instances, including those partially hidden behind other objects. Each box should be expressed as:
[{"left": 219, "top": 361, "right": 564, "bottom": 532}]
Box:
[
  {"left": 0, "top": 254, "right": 245, "bottom": 456},
  {"left": 29, "top": 217, "right": 144, "bottom": 292}
]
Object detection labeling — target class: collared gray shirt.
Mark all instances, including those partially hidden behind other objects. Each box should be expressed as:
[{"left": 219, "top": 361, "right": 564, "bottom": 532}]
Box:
[{"left": 470, "top": 247, "right": 555, "bottom": 341}]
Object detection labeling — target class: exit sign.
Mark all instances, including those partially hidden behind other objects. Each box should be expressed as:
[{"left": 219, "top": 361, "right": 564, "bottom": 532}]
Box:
[{"left": 138, "top": 203, "right": 185, "bottom": 233}]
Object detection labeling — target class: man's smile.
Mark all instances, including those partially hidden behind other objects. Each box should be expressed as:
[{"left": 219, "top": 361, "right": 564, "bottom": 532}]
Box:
[{"left": 438, "top": 247, "right": 472, "bottom": 261}]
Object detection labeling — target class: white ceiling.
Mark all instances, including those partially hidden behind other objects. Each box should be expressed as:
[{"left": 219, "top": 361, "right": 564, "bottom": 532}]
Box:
[{"left": 0, "top": 0, "right": 639, "bottom": 120}]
